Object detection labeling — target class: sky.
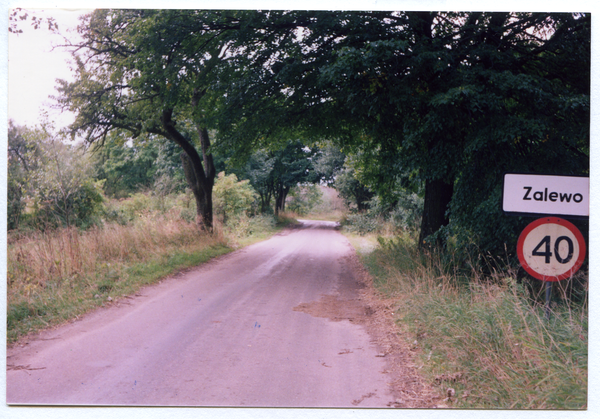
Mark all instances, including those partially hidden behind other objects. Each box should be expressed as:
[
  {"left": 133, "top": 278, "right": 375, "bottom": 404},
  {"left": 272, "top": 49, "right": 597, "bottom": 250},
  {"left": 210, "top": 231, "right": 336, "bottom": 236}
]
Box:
[
  {"left": 8, "top": 8, "right": 88, "bottom": 130},
  {"left": 2, "top": 1, "right": 600, "bottom": 419}
]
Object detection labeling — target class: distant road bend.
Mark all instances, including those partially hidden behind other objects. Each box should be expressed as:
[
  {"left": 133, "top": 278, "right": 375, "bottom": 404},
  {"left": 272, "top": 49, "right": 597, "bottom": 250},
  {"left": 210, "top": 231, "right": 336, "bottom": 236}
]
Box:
[{"left": 7, "top": 219, "right": 414, "bottom": 407}]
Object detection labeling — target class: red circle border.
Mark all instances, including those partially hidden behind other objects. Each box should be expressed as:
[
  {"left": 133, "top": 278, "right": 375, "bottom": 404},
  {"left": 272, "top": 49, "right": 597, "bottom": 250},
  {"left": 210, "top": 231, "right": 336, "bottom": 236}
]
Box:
[{"left": 517, "top": 217, "right": 586, "bottom": 282}]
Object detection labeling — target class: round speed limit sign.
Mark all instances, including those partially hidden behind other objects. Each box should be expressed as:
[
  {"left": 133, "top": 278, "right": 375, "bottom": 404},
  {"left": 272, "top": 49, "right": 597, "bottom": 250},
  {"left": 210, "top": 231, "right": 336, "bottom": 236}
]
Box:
[{"left": 517, "top": 217, "right": 586, "bottom": 282}]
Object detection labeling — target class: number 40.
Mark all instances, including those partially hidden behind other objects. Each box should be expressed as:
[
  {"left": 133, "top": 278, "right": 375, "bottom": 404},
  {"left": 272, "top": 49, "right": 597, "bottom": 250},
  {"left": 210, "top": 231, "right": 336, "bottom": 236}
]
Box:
[{"left": 532, "top": 236, "right": 574, "bottom": 264}]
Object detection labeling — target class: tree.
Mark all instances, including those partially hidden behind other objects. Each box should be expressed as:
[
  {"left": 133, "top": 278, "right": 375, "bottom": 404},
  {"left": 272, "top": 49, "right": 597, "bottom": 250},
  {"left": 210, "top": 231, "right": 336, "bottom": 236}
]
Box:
[
  {"left": 90, "top": 131, "right": 159, "bottom": 198},
  {"left": 152, "top": 140, "right": 190, "bottom": 197},
  {"left": 235, "top": 141, "right": 320, "bottom": 215},
  {"left": 287, "top": 184, "right": 323, "bottom": 215},
  {"left": 8, "top": 121, "right": 104, "bottom": 230},
  {"left": 55, "top": 10, "right": 255, "bottom": 230},
  {"left": 34, "top": 137, "right": 104, "bottom": 229},
  {"left": 334, "top": 167, "right": 374, "bottom": 212},
  {"left": 8, "top": 8, "right": 59, "bottom": 34},
  {"left": 270, "top": 141, "right": 319, "bottom": 214},
  {"left": 55, "top": 10, "right": 590, "bottom": 255},
  {"left": 57, "top": 9, "right": 330, "bottom": 229},
  {"left": 240, "top": 150, "right": 276, "bottom": 214},
  {"left": 7, "top": 120, "right": 43, "bottom": 229},
  {"left": 212, "top": 11, "right": 382, "bottom": 155},
  {"left": 396, "top": 12, "right": 590, "bottom": 251},
  {"left": 312, "top": 142, "right": 346, "bottom": 187},
  {"left": 223, "top": 11, "right": 589, "bottom": 253}
]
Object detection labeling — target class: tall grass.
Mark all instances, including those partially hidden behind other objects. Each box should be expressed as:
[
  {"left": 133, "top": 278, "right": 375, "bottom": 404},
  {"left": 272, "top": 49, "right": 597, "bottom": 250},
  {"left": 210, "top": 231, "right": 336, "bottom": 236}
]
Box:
[
  {"left": 7, "top": 208, "right": 230, "bottom": 342},
  {"left": 7, "top": 187, "right": 295, "bottom": 343},
  {"left": 359, "top": 235, "right": 587, "bottom": 409}
]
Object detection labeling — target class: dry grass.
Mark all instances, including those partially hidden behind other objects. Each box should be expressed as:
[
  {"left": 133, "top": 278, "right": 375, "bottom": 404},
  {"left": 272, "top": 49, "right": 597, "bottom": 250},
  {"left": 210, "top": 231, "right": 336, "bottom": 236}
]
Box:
[
  {"left": 9, "top": 213, "right": 222, "bottom": 288},
  {"left": 356, "top": 234, "right": 588, "bottom": 409},
  {"left": 7, "top": 210, "right": 229, "bottom": 342}
]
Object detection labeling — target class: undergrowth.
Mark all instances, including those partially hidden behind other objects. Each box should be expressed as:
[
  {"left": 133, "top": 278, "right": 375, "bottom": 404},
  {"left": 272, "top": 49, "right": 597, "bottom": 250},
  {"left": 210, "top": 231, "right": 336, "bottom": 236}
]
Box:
[{"left": 358, "top": 234, "right": 587, "bottom": 410}]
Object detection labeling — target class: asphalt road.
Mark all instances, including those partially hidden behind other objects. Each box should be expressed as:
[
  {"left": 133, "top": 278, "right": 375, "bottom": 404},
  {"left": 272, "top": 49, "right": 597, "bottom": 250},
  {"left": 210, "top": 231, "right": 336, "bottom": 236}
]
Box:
[{"left": 7, "top": 220, "right": 396, "bottom": 407}]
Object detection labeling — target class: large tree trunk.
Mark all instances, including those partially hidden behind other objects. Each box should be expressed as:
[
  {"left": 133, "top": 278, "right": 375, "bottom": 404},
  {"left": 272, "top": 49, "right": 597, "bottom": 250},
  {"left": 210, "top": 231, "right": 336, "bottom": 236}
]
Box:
[
  {"left": 419, "top": 179, "right": 453, "bottom": 247},
  {"left": 161, "top": 109, "right": 215, "bottom": 230},
  {"left": 410, "top": 12, "right": 454, "bottom": 247},
  {"left": 355, "top": 184, "right": 374, "bottom": 212},
  {"left": 274, "top": 184, "right": 290, "bottom": 215},
  {"left": 181, "top": 153, "right": 213, "bottom": 229},
  {"left": 259, "top": 191, "right": 272, "bottom": 213},
  {"left": 274, "top": 186, "right": 283, "bottom": 215},
  {"left": 196, "top": 126, "right": 216, "bottom": 228}
]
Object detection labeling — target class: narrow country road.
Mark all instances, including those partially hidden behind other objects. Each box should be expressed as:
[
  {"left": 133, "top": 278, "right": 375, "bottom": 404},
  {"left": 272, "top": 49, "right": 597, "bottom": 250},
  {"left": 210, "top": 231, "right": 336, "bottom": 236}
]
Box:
[{"left": 7, "top": 220, "right": 404, "bottom": 407}]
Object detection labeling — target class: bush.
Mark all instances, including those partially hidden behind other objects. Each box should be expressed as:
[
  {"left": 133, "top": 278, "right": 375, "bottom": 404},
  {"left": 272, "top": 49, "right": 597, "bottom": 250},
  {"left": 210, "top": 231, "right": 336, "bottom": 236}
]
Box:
[
  {"left": 31, "top": 179, "right": 105, "bottom": 230},
  {"left": 388, "top": 192, "right": 423, "bottom": 232},
  {"left": 118, "top": 192, "right": 153, "bottom": 217},
  {"left": 224, "top": 213, "right": 278, "bottom": 238},
  {"left": 213, "top": 172, "right": 258, "bottom": 224},
  {"left": 342, "top": 212, "right": 383, "bottom": 235},
  {"left": 250, "top": 213, "right": 277, "bottom": 232},
  {"left": 11, "top": 128, "right": 106, "bottom": 231},
  {"left": 341, "top": 189, "right": 423, "bottom": 235}
]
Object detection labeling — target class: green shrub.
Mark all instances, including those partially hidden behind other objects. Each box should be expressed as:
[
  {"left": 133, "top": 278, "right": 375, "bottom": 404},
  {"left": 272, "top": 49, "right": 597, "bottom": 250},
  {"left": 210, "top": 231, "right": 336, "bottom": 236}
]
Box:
[
  {"left": 225, "top": 213, "right": 278, "bottom": 238},
  {"left": 342, "top": 213, "right": 382, "bottom": 235},
  {"left": 340, "top": 188, "right": 423, "bottom": 235},
  {"left": 119, "top": 192, "right": 153, "bottom": 217},
  {"left": 31, "top": 179, "right": 105, "bottom": 230},
  {"left": 213, "top": 172, "right": 258, "bottom": 224},
  {"left": 286, "top": 184, "right": 323, "bottom": 215}
]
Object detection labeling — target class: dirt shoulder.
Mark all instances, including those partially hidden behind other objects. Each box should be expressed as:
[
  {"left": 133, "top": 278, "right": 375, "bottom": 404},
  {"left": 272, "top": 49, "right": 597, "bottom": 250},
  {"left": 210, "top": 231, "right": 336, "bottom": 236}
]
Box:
[{"left": 294, "top": 250, "right": 443, "bottom": 408}]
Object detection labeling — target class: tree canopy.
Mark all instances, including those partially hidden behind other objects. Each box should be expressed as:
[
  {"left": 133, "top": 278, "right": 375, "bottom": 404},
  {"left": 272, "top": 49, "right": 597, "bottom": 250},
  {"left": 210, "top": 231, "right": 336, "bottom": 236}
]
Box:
[
  {"left": 55, "top": 10, "right": 590, "bottom": 255},
  {"left": 221, "top": 11, "right": 589, "bottom": 252}
]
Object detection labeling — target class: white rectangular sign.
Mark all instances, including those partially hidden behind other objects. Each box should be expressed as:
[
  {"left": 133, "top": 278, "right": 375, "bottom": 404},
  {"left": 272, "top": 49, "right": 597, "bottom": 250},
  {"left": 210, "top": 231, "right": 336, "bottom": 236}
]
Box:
[{"left": 503, "top": 173, "right": 589, "bottom": 217}]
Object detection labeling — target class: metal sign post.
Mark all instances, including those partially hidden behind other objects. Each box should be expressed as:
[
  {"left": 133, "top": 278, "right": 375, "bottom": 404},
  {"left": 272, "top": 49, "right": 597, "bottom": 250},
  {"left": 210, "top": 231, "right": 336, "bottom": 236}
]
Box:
[{"left": 545, "top": 282, "right": 552, "bottom": 320}]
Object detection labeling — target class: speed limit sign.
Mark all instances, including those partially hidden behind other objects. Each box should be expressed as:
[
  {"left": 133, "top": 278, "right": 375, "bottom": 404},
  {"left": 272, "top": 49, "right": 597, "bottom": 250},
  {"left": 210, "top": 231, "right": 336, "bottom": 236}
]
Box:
[{"left": 517, "top": 217, "right": 586, "bottom": 282}]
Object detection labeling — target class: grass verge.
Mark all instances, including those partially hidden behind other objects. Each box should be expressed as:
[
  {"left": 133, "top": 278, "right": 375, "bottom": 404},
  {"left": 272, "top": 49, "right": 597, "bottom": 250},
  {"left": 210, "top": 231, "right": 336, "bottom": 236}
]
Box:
[
  {"left": 7, "top": 210, "right": 289, "bottom": 343},
  {"left": 7, "top": 210, "right": 286, "bottom": 343},
  {"left": 7, "top": 243, "right": 231, "bottom": 343},
  {"left": 349, "top": 231, "right": 587, "bottom": 409}
]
